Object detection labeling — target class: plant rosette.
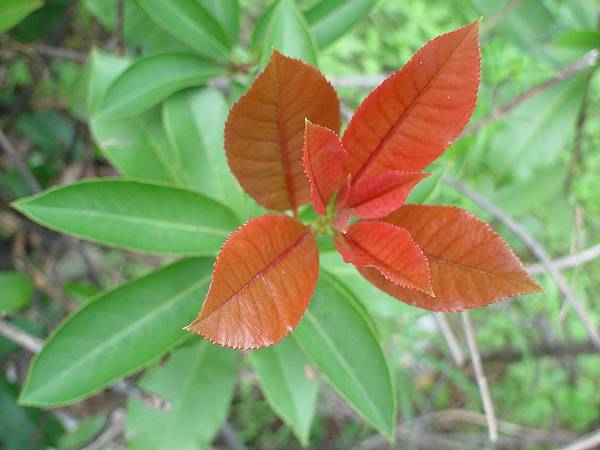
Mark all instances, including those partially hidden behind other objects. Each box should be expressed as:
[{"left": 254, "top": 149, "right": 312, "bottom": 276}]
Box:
[{"left": 186, "top": 20, "right": 542, "bottom": 350}]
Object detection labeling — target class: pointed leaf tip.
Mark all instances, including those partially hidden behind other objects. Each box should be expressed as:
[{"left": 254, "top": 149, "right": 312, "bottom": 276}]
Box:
[
  {"left": 225, "top": 50, "right": 341, "bottom": 212},
  {"left": 360, "top": 205, "right": 542, "bottom": 311},
  {"left": 342, "top": 21, "right": 481, "bottom": 182},
  {"left": 303, "top": 121, "right": 347, "bottom": 215},
  {"left": 346, "top": 171, "right": 429, "bottom": 219},
  {"left": 334, "top": 221, "right": 433, "bottom": 295},
  {"left": 187, "top": 214, "right": 320, "bottom": 350}
]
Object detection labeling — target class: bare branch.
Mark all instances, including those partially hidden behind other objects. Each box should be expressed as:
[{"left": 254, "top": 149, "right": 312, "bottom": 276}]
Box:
[
  {"left": 80, "top": 409, "right": 125, "bottom": 450},
  {"left": 461, "top": 311, "right": 498, "bottom": 444},
  {"left": 481, "top": 339, "right": 596, "bottom": 363},
  {"left": 462, "top": 49, "right": 599, "bottom": 137},
  {"left": 435, "top": 313, "right": 465, "bottom": 367},
  {"left": 445, "top": 175, "right": 600, "bottom": 350},
  {"left": 527, "top": 243, "right": 600, "bottom": 275},
  {"left": 332, "top": 74, "right": 389, "bottom": 88},
  {"left": 558, "top": 428, "right": 600, "bottom": 450},
  {"left": 115, "top": 0, "right": 125, "bottom": 56},
  {"left": 0, "top": 317, "right": 43, "bottom": 353},
  {"left": 220, "top": 421, "right": 248, "bottom": 450},
  {"left": 0, "top": 127, "right": 41, "bottom": 193}
]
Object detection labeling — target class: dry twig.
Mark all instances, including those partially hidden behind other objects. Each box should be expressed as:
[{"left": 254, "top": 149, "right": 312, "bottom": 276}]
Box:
[
  {"left": 445, "top": 175, "right": 600, "bottom": 350},
  {"left": 434, "top": 313, "right": 465, "bottom": 367},
  {"left": 461, "top": 311, "right": 498, "bottom": 444},
  {"left": 526, "top": 243, "right": 600, "bottom": 275}
]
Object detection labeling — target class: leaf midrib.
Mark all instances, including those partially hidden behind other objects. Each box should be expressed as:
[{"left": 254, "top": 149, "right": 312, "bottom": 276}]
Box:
[
  {"left": 302, "top": 311, "right": 385, "bottom": 427},
  {"left": 22, "top": 204, "right": 229, "bottom": 237}
]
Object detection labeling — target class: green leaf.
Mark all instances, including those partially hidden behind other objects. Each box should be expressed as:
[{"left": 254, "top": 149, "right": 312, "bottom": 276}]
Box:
[
  {"left": 69, "top": 49, "right": 130, "bottom": 120},
  {"left": 556, "top": 30, "right": 600, "bottom": 53},
  {"left": 406, "top": 164, "right": 445, "bottom": 205},
  {"left": 0, "top": 378, "right": 41, "bottom": 450},
  {"left": 161, "top": 87, "right": 254, "bottom": 217},
  {"left": 249, "top": 337, "right": 318, "bottom": 446},
  {"left": 13, "top": 179, "right": 238, "bottom": 256},
  {"left": 100, "top": 53, "right": 224, "bottom": 120},
  {"left": 258, "top": 0, "right": 318, "bottom": 66},
  {"left": 488, "top": 73, "right": 587, "bottom": 180},
  {"left": 199, "top": 0, "right": 240, "bottom": 47},
  {"left": 0, "top": 0, "right": 43, "bottom": 33},
  {"left": 58, "top": 416, "right": 106, "bottom": 450},
  {"left": 91, "top": 108, "right": 181, "bottom": 185},
  {"left": 293, "top": 271, "right": 396, "bottom": 438},
  {"left": 127, "top": 343, "right": 238, "bottom": 450},
  {"left": 305, "top": 0, "right": 376, "bottom": 48},
  {"left": 19, "top": 258, "right": 213, "bottom": 406},
  {"left": 134, "top": 0, "right": 231, "bottom": 59},
  {"left": 0, "top": 271, "right": 34, "bottom": 313}
]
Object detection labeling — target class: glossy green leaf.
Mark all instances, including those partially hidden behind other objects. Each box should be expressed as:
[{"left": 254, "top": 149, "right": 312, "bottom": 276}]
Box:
[
  {"left": 19, "top": 258, "right": 213, "bottom": 406},
  {"left": 162, "top": 89, "right": 236, "bottom": 197},
  {"left": 91, "top": 108, "right": 181, "bottom": 185},
  {"left": 100, "top": 53, "right": 224, "bottom": 119},
  {"left": 134, "top": 0, "right": 230, "bottom": 59},
  {"left": 69, "top": 49, "right": 130, "bottom": 120},
  {"left": 0, "top": 271, "right": 34, "bottom": 313},
  {"left": 249, "top": 337, "right": 319, "bottom": 446},
  {"left": 258, "top": 0, "right": 318, "bottom": 65},
  {"left": 293, "top": 271, "right": 396, "bottom": 438},
  {"left": 13, "top": 180, "right": 238, "bottom": 256},
  {"left": 305, "top": 0, "right": 376, "bottom": 48},
  {"left": 0, "top": 0, "right": 43, "bottom": 32},
  {"left": 199, "top": 0, "right": 239, "bottom": 47},
  {"left": 0, "top": 378, "right": 40, "bottom": 450},
  {"left": 488, "top": 73, "right": 587, "bottom": 180},
  {"left": 127, "top": 343, "right": 238, "bottom": 450}
]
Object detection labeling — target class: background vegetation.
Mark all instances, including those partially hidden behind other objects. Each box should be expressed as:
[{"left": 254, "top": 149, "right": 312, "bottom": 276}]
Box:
[{"left": 1, "top": 0, "right": 599, "bottom": 449}]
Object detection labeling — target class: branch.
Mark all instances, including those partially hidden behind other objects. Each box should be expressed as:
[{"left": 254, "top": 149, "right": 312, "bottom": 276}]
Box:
[
  {"left": 0, "top": 318, "right": 170, "bottom": 411},
  {"left": 445, "top": 175, "right": 600, "bottom": 350},
  {"left": 0, "top": 316, "right": 43, "bottom": 353},
  {"left": 527, "top": 243, "right": 600, "bottom": 275},
  {"left": 461, "top": 311, "right": 498, "bottom": 444},
  {"left": 115, "top": 0, "right": 125, "bottom": 56},
  {"left": 481, "top": 339, "right": 596, "bottom": 363},
  {"left": 462, "top": 49, "right": 599, "bottom": 138},
  {"left": 558, "top": 429, "right": 600, "bottom": 450},
  {"left": 80, "top": 409, "right": 125, "bottom": 450},
  {"left": 0, "top": 127, "right": 41, "bottom": 194},
  {"left": 435, "top": 313, "right": 465, "bottom": 367}
]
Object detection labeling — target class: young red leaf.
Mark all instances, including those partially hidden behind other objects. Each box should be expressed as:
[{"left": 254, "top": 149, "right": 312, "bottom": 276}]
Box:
[
  {"left": 346, "top": 171, "right": 428, "bottom": 219},
  {"left": 359, "top": 205, "right": 542, "bottom": 311},
  {"left": 303, "top": 121, "right": 347, "bottom": 215},
  {"left": 186, "top": 214, "right": 319, "bottom": 349},
  {"left": 225, "top": 50, "right": 341, "bottom": 212},
  {"left": 334, "top": 221, "right": 433, "bottom": 295},
  {"left": 342, "top": 20, "right": 481, "bottom": 183}
]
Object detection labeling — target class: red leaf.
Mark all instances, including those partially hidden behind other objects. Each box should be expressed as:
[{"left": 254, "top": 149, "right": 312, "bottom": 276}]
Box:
[
  {"left": 303, "top": 121, "right": 347, "bottom": 215},
  {"left": 186, "top": 214, "right": 319, "bottom": 349},
  {"left": 225, "top": 50, "right": 341, "bottom": 212},
  {"left": 346, "top": 171, "right": 428, "bottom": 219},
  {"left": 342, "top": 21, "right": 481, "bottom": 184},
  {"left": 359, "top": 205, "right": 542, "bottom": 311},
  {"left": 334, "top": 221, "right": 433, "bottom": 294}
]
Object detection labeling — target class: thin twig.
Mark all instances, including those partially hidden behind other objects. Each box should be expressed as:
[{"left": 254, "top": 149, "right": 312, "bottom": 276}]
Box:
[
  {"left": 0, "top": 127, "right": 41, "bottom": 193},
  {"left": 461, "top": 312, "right": 498, "bottom": 444},
  {"left": 80, "top": 409, "right": 125, "bottom": 450},
  {"left": 527, "top": 243, "right": 600, "bottom": 275},
  {"left": 0, "top": 317, "right": 43, "bottom": 353},
  {"left": 34, "top": 44, "right": 87, "bottom": 62},
  {"left": 445, "top": 175, "right": 600, "bottom": 350},
  {"left": 481, "top": 339, "right": 596, "bottom": 363},
  {"left": 435, "top": 313, "right": 465, "bottom": 367},
  {"left": 0, "top": 318, "right": 170, "bottom": 411},
  {"left": 115, "top": 0, "right": 125, "bottom": 56},
  {"left": 462, "top": 49, "right": 599, "bottom": 138},
  {"left": 220, "top": 421, "right": 248, "bottom": 450},
  {"left": 332, "top": 74, "right": 389, "bottom": 88},
  {"left": 558, "top": 428, "right": 600, "bottom": 450}
]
